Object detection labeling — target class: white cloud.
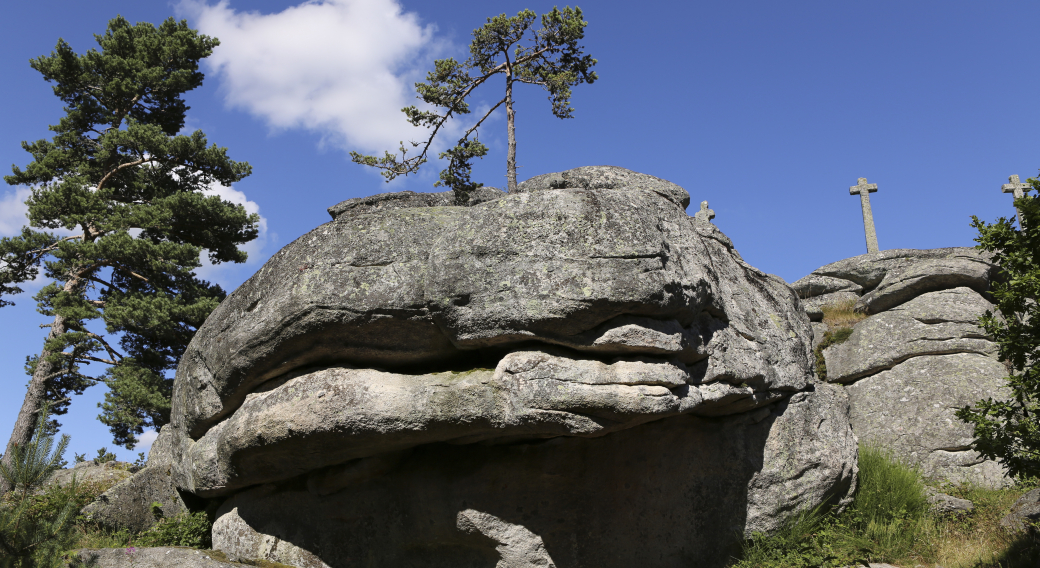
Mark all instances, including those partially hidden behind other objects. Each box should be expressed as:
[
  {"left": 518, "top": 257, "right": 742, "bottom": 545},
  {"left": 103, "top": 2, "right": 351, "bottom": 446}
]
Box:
[
  {"left": 0, "top": 188, "right": 48, "bottom": 300},
  {"left": 180, "top": 0, "right": 451, "bottom": 154},
  {"left": 202, "top": 182, "right": 270, "bottom": 260},
  {"left": 0, "top": 188, "right": 31, "bottom": 237},
  {"left": 1, "top": 180, "right": 267, "bottom": 295},
  {"left": 193, "top": 182, "right": 272, "bottom": 285},
  {"left": 133, "top": 429, "right": 159, "bottom": 455}
]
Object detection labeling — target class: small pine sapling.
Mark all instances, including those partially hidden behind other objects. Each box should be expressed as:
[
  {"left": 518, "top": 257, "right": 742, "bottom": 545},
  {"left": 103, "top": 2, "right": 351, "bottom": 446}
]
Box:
[
  {"left": 0, "top": 404, "right": 78, "bottom": 567},
  {"left": 351, "top": 7, "right": 597, "bottom": 201}
]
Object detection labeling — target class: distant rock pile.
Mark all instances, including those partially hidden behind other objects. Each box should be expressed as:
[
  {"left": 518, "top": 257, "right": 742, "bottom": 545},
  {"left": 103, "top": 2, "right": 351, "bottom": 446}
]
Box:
[
  {"left": 793, "top": 248, "right": 1009, "bottom": 488},
  {"left": 92, "top": 166, "right": 857, "bottom": 568}
]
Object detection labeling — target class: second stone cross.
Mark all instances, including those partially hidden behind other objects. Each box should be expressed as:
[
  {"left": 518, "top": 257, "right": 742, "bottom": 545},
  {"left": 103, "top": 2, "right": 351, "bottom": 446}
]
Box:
[
  {"left": 1001, "top": 174, "right": 1029, "bottom": 229},
  {"left": 850, "top": 177, "right": 879, "bottom": 253}
]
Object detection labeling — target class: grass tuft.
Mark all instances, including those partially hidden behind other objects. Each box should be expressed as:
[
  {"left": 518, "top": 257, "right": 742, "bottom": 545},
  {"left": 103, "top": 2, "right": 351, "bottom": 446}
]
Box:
[
  {"left": 820, "top": 298, "right": 867, "bottom": 329},
  {"left": 729, "top": 444, "right": 1040, "bottom": 567},
  {"left": 813, "top": 299, "right": 866, "bottom": 380}
]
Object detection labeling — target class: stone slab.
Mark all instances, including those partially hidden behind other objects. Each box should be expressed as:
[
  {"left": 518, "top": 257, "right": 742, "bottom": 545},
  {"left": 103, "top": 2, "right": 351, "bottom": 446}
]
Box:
[
  {"left": 845, "top": 353, "right": 1009, "bottom": 487},
  {"left": 211, "top": 385, "right": 856, "bottom": 568}
]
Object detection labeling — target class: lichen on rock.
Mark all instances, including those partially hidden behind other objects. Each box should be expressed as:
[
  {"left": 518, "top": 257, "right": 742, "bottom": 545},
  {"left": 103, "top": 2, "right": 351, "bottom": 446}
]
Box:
[{"left": 120, "top": 166, "right": 857, "bottom": 568}]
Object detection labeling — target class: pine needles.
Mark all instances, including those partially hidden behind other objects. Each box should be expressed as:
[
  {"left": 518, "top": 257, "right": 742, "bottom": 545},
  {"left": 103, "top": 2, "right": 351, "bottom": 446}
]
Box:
[{"left": 0, "top": 404, "right": 79, "bottom": 567}]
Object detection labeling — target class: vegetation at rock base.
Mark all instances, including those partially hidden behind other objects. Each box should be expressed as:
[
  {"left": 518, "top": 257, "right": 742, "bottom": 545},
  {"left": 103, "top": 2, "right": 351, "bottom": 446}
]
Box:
[
  {"left": 957, "top": 174, "right": 1040, "bottom": 480},
  {"left": 0, "top": 405, "right": 78, "bottom": 567},
  {"left": 0, "top": 15, "right": 258, "bottom": 482},
  {"left": 351, "top": 7, "right": 597, "bottom": 199},
  {"left": 730, "top": 444, "right": 1040, "bottom": 568}
]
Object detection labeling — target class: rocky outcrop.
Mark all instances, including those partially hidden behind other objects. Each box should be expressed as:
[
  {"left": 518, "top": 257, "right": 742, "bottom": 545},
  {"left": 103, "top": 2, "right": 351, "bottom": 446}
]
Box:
[
  {"left": 212, "top": 384, "right": 856, "bottom": 568},
  {"left": 794, "top": 248, "right": 1009, "bottom": 487},
  {"left": 327, "top": 186, "right": 504, "bottom": 219},
  {"left": 793, "top": 248, "right": 996, "bottom": 315},
  {"left": 136, "top": 166, "right": 856, "bottom": 567},
  {"left": 46, "top": 460, "right": 133, "bottom": 490},
  {"left": 81, "top": 466, "right": 188, "bottom": 532},
  {"left": 69, "top": 547, "right": 267, "bottom": 568},
  {"left": 926, "top": 488, "right": 974, "bottom": 516}
]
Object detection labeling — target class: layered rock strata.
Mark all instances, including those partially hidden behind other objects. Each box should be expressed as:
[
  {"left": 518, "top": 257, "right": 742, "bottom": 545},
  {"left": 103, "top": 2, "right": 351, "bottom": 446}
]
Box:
[
  {"left": 793, "top": 248, "right": 1009, "bottom": 487},
  {"left": 120, "top": 166, "right": 856, "bottom": 567}
]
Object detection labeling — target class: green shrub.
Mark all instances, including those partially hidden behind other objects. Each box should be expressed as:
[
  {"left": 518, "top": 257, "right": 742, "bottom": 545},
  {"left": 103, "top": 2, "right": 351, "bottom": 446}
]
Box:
[
  {"left": 91, "top": 448, "right": 116, "bottom": 466},
  {"left": 137, "top": 511, "right": 212, "bottom": 549},
  {"left": 21, "top": 481, "right": 107, "bottom": 527},
  {"left": 853, "top": 445, "right": 929, "bottom": 525},
  {"left": 731, "top": 444, "right": 934, "bottom": 567},
  {"left": 0, "top": 405, "right": 79, "bottom": 568},
  {"left": 814, "top": 327, "right": 854, "bottom": 381}
]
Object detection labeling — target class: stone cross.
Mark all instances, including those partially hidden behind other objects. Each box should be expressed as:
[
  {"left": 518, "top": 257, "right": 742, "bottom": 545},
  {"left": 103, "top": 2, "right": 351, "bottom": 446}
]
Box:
[
  {"left": 1001, "top": 174, "right": 1029, "bottom": 229},
  {"left": 849, "top": 177, "right": 879, "bottom": 253},
  {"left": 694, "top": 200, "right": 715, "bottom": 224}
]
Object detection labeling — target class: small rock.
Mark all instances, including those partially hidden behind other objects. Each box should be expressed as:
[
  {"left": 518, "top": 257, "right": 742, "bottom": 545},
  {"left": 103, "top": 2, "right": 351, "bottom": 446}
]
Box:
[
  {"left": 926, "top": 488, "right": 974, "bottom": 515},
  {"left": 81, "top": 467, "right": 188, "bottom": 532},
  {"left": 1001, "top": 487, "right": 1040, "bottom": 533}
]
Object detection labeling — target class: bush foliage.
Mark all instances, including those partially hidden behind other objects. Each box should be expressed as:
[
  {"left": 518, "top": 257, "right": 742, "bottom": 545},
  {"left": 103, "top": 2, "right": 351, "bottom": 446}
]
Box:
[
  {"left": 731, "top": 445, "right": 1040, "bottom": 567},
  {"left": 0, "top": 406, "right": 78, "bottom": 568}
]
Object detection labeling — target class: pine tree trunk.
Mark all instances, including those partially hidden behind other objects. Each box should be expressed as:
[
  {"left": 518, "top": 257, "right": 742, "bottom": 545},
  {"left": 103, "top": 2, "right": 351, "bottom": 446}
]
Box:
[
  {"left": 0, "top": 314, "right": 67, "bottom": 494},
  {"left": 506, "top": 75, "right": 517, "bottom": 194}
]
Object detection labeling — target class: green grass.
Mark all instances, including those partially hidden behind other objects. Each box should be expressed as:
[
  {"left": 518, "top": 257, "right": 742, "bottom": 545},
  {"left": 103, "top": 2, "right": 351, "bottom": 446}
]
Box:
[
  {"left": 730, "top": 445, "right": 1040, "bottom": 567},
  {"left": 813, "top": 298, "right": 867, "bottom": 381},
  {"left": 814, "top": 327, "right": 853, "bottom": 381}
]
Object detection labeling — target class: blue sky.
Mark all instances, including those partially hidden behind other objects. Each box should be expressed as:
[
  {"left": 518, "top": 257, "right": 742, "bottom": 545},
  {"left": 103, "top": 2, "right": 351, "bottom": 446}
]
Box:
[{"left": 1, "top": 0, "right": 1037, "bottom": 461}]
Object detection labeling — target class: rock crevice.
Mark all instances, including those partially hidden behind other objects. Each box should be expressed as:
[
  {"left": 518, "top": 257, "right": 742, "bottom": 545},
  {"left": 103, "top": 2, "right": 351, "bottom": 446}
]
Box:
[
  {"left": 93, "top": 167, "right": 857, "bottom": 568},
  {"left": 795, "top": 250, "right": 1009, "bottom": 487}
]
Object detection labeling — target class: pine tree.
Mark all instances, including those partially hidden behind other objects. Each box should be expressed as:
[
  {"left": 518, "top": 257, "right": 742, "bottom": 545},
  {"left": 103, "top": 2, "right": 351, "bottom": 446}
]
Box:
[
  {"left": 351, "top": 7, "right": 597, "bottom": 199},
  {"left": 956, "top": 175, "right": 1040, "bottom": 478},
  {"left": 0, "top": 16, "right": 257, "bottom": 491},
  {"left": 0, "top": 404, "right": 78, "bottom": 567}
]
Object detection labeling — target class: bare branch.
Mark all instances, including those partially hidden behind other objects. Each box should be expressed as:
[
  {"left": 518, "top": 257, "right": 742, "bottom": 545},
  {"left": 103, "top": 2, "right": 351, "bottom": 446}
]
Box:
[
  {"left": 462, "top": 98, "right": 508, "bottom": 141},
  {"left": 86, "top": 275, "right": 117, "bottom": 291},
  {"left": 66, "top": 353, "right": 119, "bottom": 366},
  {"left": 23, "top": 235, "right": 84, "bottom": 262},
  {"left": 95, "top": 156, "right": 151, "bottom": 193},
  {"left": 84, "top": 331, "right": 123, "bottom": 362},
  {"left": 106, "top": 94, "right": 142, "bottom": 134},
  {"left": 95, "top": 261, "right": 150, "bottom": 283}
]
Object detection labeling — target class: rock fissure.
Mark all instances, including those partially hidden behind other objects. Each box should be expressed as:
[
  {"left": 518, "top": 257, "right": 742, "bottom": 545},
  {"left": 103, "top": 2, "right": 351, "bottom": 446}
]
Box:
[{"left": 799, "top": 250, "right": 1008, "bottom": 488}]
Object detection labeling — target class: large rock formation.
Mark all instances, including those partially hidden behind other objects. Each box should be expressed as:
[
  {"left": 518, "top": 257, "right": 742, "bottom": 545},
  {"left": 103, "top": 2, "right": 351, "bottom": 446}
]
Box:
[
  {"left": 793, "top": 248, "right": 1009, "bottom": 488},
  {"left": 115, "top": 167, "right": 855, "bottom": 567}
]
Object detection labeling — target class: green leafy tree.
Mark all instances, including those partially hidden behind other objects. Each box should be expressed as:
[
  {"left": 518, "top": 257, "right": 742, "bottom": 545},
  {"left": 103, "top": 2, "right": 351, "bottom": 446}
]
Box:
[
  {"left": 0, "top": 404, "right": 78, "bottom": 568},
  {"left": 0, "top": 16, "right": 257, "bottom": 491},
  {"left": 351, "top": 6, "right": 597, "bottom": 199},
  {"left": 957, "top": 175, "right": 1040, "bottom": 478}
]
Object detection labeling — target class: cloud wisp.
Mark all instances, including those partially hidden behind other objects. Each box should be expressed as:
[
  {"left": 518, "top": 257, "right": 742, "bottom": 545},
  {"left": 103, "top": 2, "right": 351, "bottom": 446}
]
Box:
[
  {"left": 194, "top": 182, "right": 272, "bottom": 287},
  {"left": 181, "top": 0, "right": 451, "bottom": 154},
  {"left": 0, "top": 182, "right": 268, "bottom": 293},
  {"left": 133, "top": 429, "right": 159, "bottom": 455},
  {"left": 0, "top": 188, "right": 31, "bottom": 237}
]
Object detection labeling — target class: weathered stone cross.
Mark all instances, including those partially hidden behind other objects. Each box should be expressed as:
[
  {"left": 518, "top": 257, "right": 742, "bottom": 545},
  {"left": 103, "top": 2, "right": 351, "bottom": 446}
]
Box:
[
  {"left": 694, "top": 200, "right": 715, "bottom": 224},
  {"left": 1001, "top": 174, "right": 1029, "bottom": 229},
  {"left": 849, "top": 177, "right": 879, "bottom": 253}
]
